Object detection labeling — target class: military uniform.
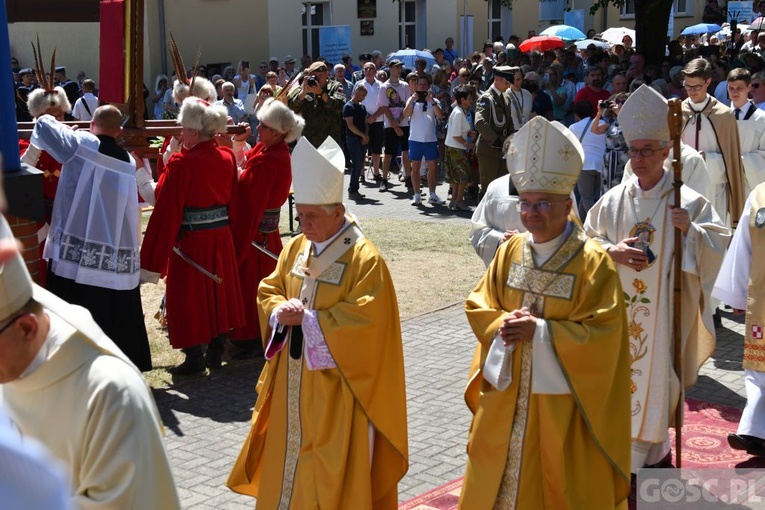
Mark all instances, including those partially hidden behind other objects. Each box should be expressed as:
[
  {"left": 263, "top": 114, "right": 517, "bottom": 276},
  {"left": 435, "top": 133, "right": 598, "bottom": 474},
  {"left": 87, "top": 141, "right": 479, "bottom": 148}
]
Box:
[
  {"left": 475, "top": 85, "right": 515, "bottom": 197},
  {"left": 288, "top": 75, "right": 346, "bottom": 148}
]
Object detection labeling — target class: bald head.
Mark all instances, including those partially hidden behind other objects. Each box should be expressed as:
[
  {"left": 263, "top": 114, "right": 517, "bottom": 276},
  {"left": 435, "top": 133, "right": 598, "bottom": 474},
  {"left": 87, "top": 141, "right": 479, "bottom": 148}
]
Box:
[{"left": 91, "top": 105, "right": 123, "bottom": 137}]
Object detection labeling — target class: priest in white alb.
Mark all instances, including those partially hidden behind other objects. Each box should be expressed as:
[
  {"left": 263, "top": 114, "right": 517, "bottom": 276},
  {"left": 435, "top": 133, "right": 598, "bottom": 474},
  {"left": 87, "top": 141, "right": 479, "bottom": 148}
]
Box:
[
  {"left": 713, "top": 182, "right": 765, "bottom": 457},
  {"left": 585, "top": 84, "right": 730, "bottom": 477}
]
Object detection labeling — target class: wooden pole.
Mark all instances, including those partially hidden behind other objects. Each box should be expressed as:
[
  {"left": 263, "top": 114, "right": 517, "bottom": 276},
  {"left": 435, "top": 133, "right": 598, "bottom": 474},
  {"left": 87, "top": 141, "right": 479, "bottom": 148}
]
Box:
[{"left": 667, "top": 98, "right": 684, "bottom": 468}]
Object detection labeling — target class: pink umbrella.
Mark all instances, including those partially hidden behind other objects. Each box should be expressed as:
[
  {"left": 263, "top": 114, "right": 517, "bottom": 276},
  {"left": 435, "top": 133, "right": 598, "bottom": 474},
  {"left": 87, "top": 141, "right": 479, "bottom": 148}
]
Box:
[
  {"left": 519, "top": 35, "right": 565, "bottom": 53},
  {"left": 750, "top": 16, "right": 765, "bottom": 31}
]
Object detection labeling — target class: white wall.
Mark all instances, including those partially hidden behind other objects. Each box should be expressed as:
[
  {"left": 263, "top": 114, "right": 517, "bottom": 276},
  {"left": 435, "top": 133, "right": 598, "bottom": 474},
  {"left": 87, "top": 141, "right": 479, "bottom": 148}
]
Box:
[{"left": 9, "top": 22, "right": 100, "bottom": 83}]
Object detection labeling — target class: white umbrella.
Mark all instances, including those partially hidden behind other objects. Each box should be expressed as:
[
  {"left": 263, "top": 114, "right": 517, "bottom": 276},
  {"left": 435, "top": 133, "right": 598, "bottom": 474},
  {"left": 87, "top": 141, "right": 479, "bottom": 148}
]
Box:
[
  {"left": 600, "top": 27, "right": 636, "bottom": 46},
  {"left": 574, "top": 39, "right": 612, "bottom": 50}
]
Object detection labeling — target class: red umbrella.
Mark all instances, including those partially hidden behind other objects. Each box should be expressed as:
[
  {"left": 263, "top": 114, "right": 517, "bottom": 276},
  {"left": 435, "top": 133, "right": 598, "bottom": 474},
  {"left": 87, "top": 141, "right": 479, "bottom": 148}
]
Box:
[{"left": 518, "top": 35, "right": 565, "bottom": 53}]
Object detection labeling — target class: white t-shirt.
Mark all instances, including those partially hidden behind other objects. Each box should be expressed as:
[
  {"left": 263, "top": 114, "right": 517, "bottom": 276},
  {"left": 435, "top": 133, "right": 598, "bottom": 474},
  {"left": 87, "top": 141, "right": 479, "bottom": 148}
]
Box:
[
  {"left": 445, "top": 106, "right": 471, "bottom": 149},
  {"left": 234, "top": 73, "right": 256, "bottom": 100},
  {"left": 408, "top": 97, "right": 440, "bottom": 143},
  {"left": 72, "top": 93, "right": 99, "bottom": 121},
  {"left": 568, "top": 117, "right": 607, "bottom": 172},
  {"left": 377, "top": 80, "right": 410, "bottom": 128},
  {"left": 360, "top": 78, "right": 383, "bottom": 119}
]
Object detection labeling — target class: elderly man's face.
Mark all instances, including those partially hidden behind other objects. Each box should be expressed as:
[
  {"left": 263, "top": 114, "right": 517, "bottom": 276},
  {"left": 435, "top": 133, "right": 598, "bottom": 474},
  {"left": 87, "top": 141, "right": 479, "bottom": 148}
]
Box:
[
  {"left": 296, "top": 204, "right": 345, "bottom": 243},
  {"left": 612, "top": 74, "right": 628, "bottom": 93},
  {"left": 628, "top": 139, "right": 669, "bottom": 184},
  {"left": 223, "top": 85, "right": 235, "bottom": 98},
  {"left": 0, "top": 312, "right": 40, "bottom": 384},
  {"left": 334, "top": 67, "right": 345, "bottom": 81},
  {"left": 518, "top": 192, "right": 571, "bottom": 243}
]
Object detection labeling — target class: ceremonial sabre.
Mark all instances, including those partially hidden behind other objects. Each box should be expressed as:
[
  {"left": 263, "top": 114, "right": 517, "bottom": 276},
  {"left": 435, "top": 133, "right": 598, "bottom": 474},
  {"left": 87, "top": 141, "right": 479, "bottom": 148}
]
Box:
[
  {"left": 172, "top": 247, "right": 223, "bottom": 284},
  {"left": 667, "top": 98, "right": 684, "bottom": 468},
  {"left": 251, "top": 241, "right": 279, "bottom": 261}
]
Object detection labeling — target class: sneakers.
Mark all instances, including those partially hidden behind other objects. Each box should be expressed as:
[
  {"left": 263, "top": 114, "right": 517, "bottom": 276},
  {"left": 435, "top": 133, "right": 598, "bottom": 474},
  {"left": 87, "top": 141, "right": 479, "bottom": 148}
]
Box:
[
  {"left": 428, "top": 193, "right": 445, "bottom": 205},
  {"left": 379, "top": 179, "right": 388, "bottom": 192},
  {"left": 411, "top": 193, "right": 422, "bottom": 205}
]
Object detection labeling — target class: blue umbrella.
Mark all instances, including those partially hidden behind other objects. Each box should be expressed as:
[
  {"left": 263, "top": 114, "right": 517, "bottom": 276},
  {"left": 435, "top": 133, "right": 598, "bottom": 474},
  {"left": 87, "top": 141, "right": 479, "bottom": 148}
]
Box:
[
  {"left": 388, "top": 49, "right": 435, "bottom": 69},
  {"left": 540, "top": 24, "right": 587, "bottom": 41},
  {"left": 681, "top": 23, "right": 722, "bottom": 35}
]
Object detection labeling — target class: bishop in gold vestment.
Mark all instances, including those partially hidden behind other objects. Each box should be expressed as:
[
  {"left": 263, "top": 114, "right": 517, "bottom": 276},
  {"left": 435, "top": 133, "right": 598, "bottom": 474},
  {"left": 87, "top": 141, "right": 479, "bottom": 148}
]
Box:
[
  {"left": 460, "top": 117, "right": 631, "bottom": 509},
  {"left": 227, "top": 137, "right": 408, "bottom": 509}
]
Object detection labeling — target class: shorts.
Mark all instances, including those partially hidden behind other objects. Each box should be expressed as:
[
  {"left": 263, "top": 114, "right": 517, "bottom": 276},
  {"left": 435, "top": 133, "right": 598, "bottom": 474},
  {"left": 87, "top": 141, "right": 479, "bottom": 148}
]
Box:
[
  {"left": 408, "top": 141, "right": 439, "bottom": 162},
  {"left": 367, "top": 122, "right": 384, "bottom": 155},
  {"left": 384, "top": 127, "right": 410, "bottom": 155},
  {"left": 445, "top": 146, "right": 472, "bottom": 183}
]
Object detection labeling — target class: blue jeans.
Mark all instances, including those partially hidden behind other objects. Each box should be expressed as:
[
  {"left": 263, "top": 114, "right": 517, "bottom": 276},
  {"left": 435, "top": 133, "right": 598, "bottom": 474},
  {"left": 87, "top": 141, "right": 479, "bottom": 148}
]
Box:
[{"left": 346, "top": 135, "right": 365, "bottom": 193}]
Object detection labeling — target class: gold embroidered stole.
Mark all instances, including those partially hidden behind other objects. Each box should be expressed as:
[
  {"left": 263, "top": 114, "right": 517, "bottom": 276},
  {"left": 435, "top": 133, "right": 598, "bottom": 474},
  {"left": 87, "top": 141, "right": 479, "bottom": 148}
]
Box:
[
  {"left": 617, "top": 183, "right": 673, "bottom": 442},
  {"left": 745, "top": 185, "right": 765, "bottom": 371},
  {"left": 493, "top": 226, "right": 586, "bottom": 509},
  {"left": 275, "top": 220, "right": 364, "bottom": 510}
]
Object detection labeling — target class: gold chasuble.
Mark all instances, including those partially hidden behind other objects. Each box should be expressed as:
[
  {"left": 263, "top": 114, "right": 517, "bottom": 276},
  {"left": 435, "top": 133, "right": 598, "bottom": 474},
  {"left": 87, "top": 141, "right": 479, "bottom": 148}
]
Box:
[
  {"left": 745, "top": 184, "right": 765, "bottom": 371},
  {"left": 460, "top": 225, "right": 631, "bottom": 509},
  {"left": 227, "top": 221, "right": 408, "bottom": 509}
]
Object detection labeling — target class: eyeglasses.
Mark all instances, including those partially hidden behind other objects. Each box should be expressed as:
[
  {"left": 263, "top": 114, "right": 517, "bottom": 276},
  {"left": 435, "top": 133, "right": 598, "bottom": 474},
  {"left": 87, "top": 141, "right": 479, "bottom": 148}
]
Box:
[
  {"left": 0, "top": 313, "right": 25, "bottom": 336},
  {"left": 516, "top": 199, "right": 568, "bottom": 213},
  {"left": 682, "top": 81, "right": 706, "bottom": 92},
  {"left": 627, "top": 146, "right": 664, "bottom": 158}
]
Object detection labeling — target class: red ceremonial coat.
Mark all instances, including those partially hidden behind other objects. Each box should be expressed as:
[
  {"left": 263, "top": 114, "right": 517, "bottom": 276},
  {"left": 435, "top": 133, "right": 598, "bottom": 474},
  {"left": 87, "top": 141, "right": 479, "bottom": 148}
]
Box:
[
  {"left": 141, "top": 139, "right": 244, "bottom": 349},
  {"left": 230, "top": 141, "right": 292, "bottom": 341},
  {"left": 19, "top": 138, "right": 63, "bottom": 285}
]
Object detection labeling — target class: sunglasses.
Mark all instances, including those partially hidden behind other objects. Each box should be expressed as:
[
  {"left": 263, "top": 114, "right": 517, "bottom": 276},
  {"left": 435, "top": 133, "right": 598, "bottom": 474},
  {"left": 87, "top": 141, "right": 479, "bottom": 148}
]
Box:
[{"left": 753, "top": 83, "right": 762, "bottom": 89}]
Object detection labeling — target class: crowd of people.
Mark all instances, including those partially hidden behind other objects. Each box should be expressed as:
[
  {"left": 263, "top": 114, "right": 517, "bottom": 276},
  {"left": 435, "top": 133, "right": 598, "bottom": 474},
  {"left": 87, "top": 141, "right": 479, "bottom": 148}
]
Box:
[{"left": 7, "top": 18, "right": 765, "bottom": 508}]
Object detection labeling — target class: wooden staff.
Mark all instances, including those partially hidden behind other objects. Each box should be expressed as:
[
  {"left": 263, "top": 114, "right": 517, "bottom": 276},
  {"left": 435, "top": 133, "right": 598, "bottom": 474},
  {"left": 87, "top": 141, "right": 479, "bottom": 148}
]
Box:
[
  {"left": 667, "top": 98, "right": 684, "bottom": 468},
  {"left": 274, "top": 71, "right": 303, "bottom": 104}
]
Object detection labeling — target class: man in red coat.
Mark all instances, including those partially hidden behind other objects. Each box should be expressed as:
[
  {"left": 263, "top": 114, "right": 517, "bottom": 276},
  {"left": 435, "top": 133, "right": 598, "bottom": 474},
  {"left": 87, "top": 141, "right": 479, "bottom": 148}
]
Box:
[
  {"left": 229, "top": 99, "right": 304, "bottom": 358},
  {"left": 141, "top": 98, "right": 245, "bottom": 374}
]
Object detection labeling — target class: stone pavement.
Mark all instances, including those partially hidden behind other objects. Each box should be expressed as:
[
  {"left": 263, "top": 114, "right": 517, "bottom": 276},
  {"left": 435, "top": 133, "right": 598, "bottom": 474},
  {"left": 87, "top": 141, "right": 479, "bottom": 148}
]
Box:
[{"left": 153, "top": 173, "right": 749, "bottom": 508}]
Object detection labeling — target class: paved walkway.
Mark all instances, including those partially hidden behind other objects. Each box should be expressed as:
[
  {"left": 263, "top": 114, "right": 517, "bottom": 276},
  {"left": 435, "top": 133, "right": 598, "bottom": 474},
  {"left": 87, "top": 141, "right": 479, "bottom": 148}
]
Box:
[{"left": 154, "top": 175, "right": 748, "bottom": 508}]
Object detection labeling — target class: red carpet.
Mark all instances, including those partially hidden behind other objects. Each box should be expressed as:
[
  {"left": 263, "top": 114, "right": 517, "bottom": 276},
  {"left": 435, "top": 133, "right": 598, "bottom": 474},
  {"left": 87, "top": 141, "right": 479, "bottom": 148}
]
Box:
[{"left": 399, "top": 398, "right": 764, "bottom": 509}]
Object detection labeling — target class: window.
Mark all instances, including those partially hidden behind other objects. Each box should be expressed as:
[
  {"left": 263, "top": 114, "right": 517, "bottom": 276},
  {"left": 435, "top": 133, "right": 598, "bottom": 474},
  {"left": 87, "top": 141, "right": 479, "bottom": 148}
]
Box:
[
  {"left": 302, "top": 2, "right": 329, "bottom": 59},
  {"left": 674, "top": 0, "right": 692, "bottom": 17},
  {"left": 399, "top": 1, "right": 417, "bottom": 49},
  {"left": 620, "top": 0, "right": 636, "bottom": 19},
  {"left": 488, "top": 0, "right": 512, "bottom": 42}
]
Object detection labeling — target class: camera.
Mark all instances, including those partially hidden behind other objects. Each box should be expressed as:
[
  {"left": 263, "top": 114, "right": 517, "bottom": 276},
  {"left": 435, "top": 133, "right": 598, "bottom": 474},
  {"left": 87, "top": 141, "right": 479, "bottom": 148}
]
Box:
[
  {"left": 415, "top": 91, "right": 428, "bottom": 102},
  {"left": 305, "top": 76, "right": 318, "bottom": 88},
  {"left": 600, "top": 100, "right": 613, "bottom": 110}
]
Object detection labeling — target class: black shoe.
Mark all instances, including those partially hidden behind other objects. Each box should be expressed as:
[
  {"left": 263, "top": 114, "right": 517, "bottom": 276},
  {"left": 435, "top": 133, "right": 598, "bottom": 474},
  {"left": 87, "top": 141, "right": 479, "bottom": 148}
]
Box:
[
  {"left": 404, "top": 176, "right": 412, "bottom": 190},
  {"left": 728, "top": 433, "right": 765, "bottom": 456},
  {"left": 348, "top": 190, "right": 365, "bottom": 200},
  {"left": 373, "top": 173, "right": 382, "bottom": 182},
  {"left": 379, "top": 179, "right": 388, "bottom": 192},
  {"left": 713, "top": 311, "right": 723, "bottom": 329},
  {"left": 169, "top": 354, "right": 206, "bottom": 375},
  {"left": 205, "top": 337, "right": 225, "bottom": 370}
]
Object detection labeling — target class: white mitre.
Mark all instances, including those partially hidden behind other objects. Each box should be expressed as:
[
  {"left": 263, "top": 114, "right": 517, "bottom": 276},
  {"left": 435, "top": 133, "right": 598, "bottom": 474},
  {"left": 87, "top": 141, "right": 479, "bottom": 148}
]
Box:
[
  {"left": 506, "top": 116, "right": 583, "bottom": 195},
  {"left": 0, "top": 218, "right": 34, "bottom": 322},
  {"left": 292, "top": 136, "right": 345, "bottom": 205},
  {"left": 618, "top": 84, "right": 669, "bottom": 144}
]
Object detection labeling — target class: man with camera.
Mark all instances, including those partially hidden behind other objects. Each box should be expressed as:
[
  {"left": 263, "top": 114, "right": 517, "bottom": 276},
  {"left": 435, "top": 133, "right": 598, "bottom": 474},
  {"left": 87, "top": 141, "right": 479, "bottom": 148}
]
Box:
[
  {"left": 287, "top": 61, "right": 346, "bottom": 148},
  {"left": 474, "top": 65, "right": 516, "bottom": 199},
  {"left": 574, "top": 67, "right": 611, "bottom": 118},
  {"left": 402, "top": 74, "right": 444, "bottom": 206}
]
